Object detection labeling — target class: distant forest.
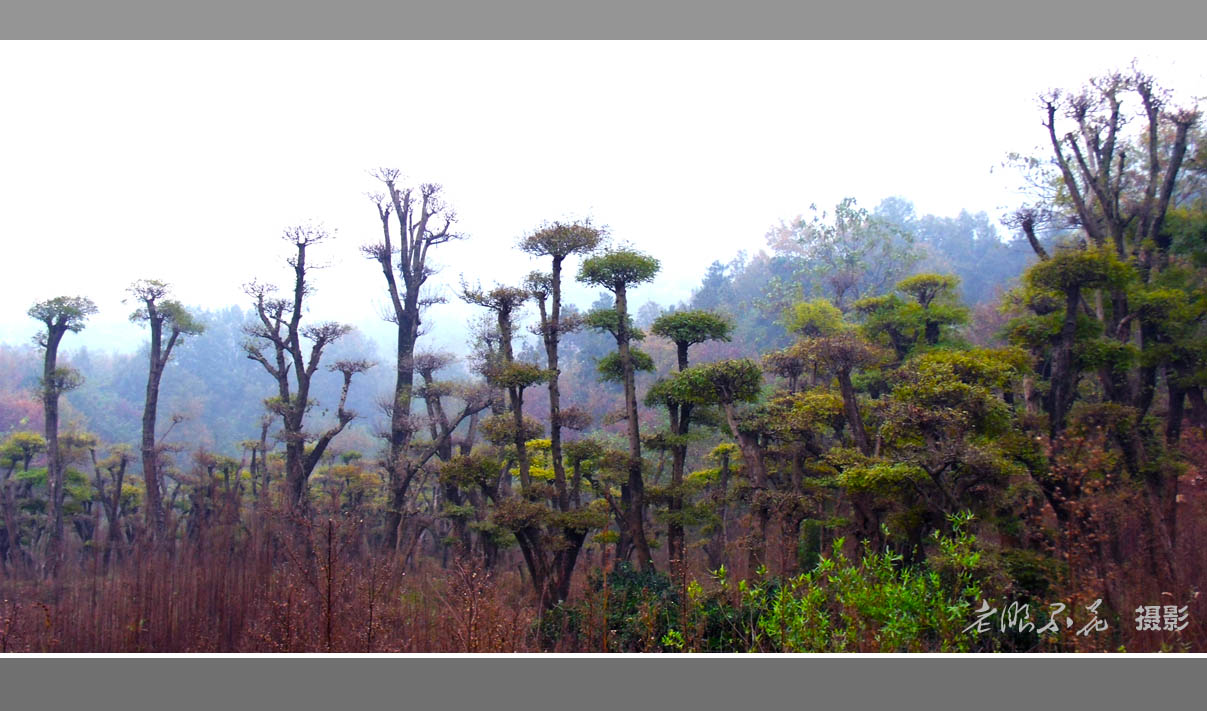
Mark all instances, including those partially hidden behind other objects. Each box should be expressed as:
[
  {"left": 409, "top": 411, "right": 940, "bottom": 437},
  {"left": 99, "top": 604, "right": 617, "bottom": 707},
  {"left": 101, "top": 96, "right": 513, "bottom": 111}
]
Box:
[
  {"left": 1, "top": 68, "right": 1204, "bottom": 652},
  {"left": 0, "top": 199, "right": 1034, "bottom": 458}
]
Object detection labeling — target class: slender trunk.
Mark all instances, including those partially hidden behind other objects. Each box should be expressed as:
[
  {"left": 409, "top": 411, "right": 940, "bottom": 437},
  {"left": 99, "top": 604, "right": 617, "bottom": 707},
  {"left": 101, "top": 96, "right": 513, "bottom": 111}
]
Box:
[
  {"left": 385, "top": 314, "right": 417, "bottom": 550},
  {"left": 616, "top": 284, "right": 652, "bottom": 571},
  {"left": 547, "top": 257, "right": 569, "bottom": 512},
  {"left": 141, "top": 322, "right": 165, "bottom": 539},
  {"left": 41, "top": 329, "right": 65, "bottom": 576},
  {"left": 511, "top": 386, "right": 531, "bottom": 491},
  {"left": 667, "top": 342, "right": 690, "bottom": 577}
]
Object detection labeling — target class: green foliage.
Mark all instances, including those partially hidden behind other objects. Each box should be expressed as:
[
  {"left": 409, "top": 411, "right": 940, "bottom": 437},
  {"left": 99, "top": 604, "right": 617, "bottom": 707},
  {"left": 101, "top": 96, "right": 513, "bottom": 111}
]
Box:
[
  {"left": 1025, "top": 247, "right": 1132, "bottom": 293},
  {"left": 595, "top": 349, "right": 654, "bottom": 383},
  {"left": 129, "top": 280, "right": 206, "bottom": 338},
  {"left": 582, "top": 309, "right": 644, "bottom": 341},
  {"left": 41, "top": 367, "right": 85, "bottom": 395},
  {"left": 438, "top": 454, "right": 500, "bottom": 489},
  {"left": 1, "top": 431, "right": 47, "bottom": 469},
  {"left": 767, "top": 197, "right": 920, "bottom": 310},
  {"left": 650, "top": 310, "right": 732, "bottom": 349},
  {"left": 785, "top": 298, "right": 847, "bottom": 337},
  {"left": 28, "top": 296, "right": 98, "bottom": 333},
  {"left": 662, "top": 359, "right": 763, "bottom": 406},
  {"left": 562, "top": 438, "right": 604, "bottom": 467},
  {"left": 541, "top": 562, "right": 681, "bottom": 652},
  {"left": 491, "top": 497, "right": 551, "bottom": 531},
  {"left": 897, "top": 273, "right": 960, "bottom": 308},
  {"left": 765, "top": 389, "right": 847, "bottom": 436},
  {"left": 663, "top": 514, "right": 985, "bottom": 652},
  {"left": 577, "top": 248, "right": 661, "bottom": 292},
  {"left": 854, "top": 273, "right": 970, "bottom": 357},
  {"left": 479, "top": 413, "right": 545, "bottom": 446},
  {"left": 519, "top": 220, "right": 604, "bottom": 260},
  {"left": 491, "top": 362, "right": 552, "bottom": 390}
]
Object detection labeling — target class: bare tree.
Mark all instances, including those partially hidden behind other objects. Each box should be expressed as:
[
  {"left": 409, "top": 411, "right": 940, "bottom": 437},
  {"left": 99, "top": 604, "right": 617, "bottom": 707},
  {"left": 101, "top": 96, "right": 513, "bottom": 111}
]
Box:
[
  {"left": 244, "top": 226, "right": 369, "bottom": 515},
  {"left": 362, "top": 170, "right": 462, "bottom": 548}
]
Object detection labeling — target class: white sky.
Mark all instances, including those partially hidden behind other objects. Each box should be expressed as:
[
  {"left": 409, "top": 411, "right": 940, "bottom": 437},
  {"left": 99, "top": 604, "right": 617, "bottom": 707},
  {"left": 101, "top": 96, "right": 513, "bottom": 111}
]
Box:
[{"left": 2, "top": 41, "right": 1204, "bottom": 356}]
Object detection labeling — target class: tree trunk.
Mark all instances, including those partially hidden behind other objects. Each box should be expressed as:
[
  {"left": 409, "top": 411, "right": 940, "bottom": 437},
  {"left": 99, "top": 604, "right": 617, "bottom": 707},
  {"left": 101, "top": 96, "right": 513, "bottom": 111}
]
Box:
[
  {"left": 141, "top": 322, "right": 165, "bottom": 539},
  {"left": 837, "top": 368, "right": 871, "bottom": 456},
  {"left": 385, "top": 313, "right": 418, "bottom": 550},
  {"left": 41, "top": 329, "right": 65, "bottom": 577},
  {"left": 616, "top": 284, "right": 652, "bottom": 571}
]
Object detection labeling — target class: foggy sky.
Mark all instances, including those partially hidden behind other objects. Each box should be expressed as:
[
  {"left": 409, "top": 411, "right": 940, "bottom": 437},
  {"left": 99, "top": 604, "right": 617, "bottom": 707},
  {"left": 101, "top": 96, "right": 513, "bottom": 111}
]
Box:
[{"left": 2, "top": 41, "right": 1204, "bottom": 357}]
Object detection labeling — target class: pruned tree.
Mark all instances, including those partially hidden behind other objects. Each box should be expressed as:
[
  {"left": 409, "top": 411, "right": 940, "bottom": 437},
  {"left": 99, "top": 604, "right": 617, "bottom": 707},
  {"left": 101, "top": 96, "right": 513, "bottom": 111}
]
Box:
[
  {"left": 513, "top": 220, "right": 606, "bottom": 607},
  {"left": 520, "top": 221, "right": 602, "bottom": 518},
  {"left": 661, "top": 359, "right": 764, "bottom": 570},
  {"left": 243, "top": 226, "right": 368, "bottom": 516},
  {"left": 127, "top": 279, "right": 204, "bottom": 540},
  {"left": 28, "top": 295, "right": 96, "bottom": 574},
  {"left": 578, "top": 247, "right": 661, "bottom": 571},
  {"left": 87, "top": 442, "right": 134, "bottom": 566},
  {"left": 362, "top": 170, "right": 462, "bottom": 549},
  {"left": 0, "top": 432, "right": 46, "bottom": 575},
  {"left": 649, "top": 309, "right": 731, "bottom": 576}
]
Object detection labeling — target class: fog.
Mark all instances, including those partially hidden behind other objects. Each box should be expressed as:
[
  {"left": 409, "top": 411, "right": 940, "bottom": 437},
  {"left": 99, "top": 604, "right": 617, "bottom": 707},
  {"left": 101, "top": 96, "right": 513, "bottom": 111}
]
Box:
[{"left": 2, "top": 41, "right": 1203, "bottom": 355}]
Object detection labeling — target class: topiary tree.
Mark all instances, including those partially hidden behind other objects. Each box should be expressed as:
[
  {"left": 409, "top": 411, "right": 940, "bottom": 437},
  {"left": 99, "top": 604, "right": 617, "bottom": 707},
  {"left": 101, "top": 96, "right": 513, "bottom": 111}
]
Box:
[
  {"left": 127, "top": 279, "right": 204, "bottom": 540},
  {"left": 663, "top": 359, "right": 766, "bottom": 571},
  {"left": 578, "top": 247, "right": 660, "bottom": 571},
  {"left": 649, "top": 309, "right": 732, "bottom": 574},
  {"left": 28, "top": 295, "right": 96, "bottom": 574}
]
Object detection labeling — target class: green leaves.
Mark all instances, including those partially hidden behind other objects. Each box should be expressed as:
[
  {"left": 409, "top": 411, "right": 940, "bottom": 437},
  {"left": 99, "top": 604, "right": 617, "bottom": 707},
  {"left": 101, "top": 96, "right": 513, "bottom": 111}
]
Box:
[
  {"left": 479, "top": 413, "right": 545, "bottom": 447},
  {"left": 1025, "top": 246, "right": 1132, "bottom": 293},
  {"left": 28, "top": 295, "right": 98, "bottom": 333},
  {"left": 897, "top": 273, "right": 959, "bottom": 308},
  {"left": 577, "top": 248, "right": 660, "bottom": 292},
  {"left": 650, "top": 310, "right": 732, "bottom": 348},
  {"left": 596, "top": 349, "right": 654, "bottom": 383},
  {"left": 519, "top": 220, "right": 604, "bottom": 260},
  {"left": 658, "top": 359, "right": 763, "bottom": 406},
  {"left": 492, "top": 362, "right": 552, "bottom": 390},
  {"left": 583, "top": 308, "right": 643, "bottom": 340},
  {"left": 785, "top": 298, "right": 847, "bottom": 337}
]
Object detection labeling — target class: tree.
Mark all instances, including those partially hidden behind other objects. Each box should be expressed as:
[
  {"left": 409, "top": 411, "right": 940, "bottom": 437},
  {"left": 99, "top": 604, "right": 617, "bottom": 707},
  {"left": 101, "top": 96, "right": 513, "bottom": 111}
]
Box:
[
  {"left": 767, "top": 198, "right": 918, "bottom": 310},
  {"left": 518, "top": 220, "right": 604, "bottom": 606},
  {"left": 87, "top": 441, "right": 134, "bottom": 566},
  {"left": 1013, "top": 70, "right": 1201, "bottom": 427},
  {"left": 579, "top": 247, "right": 660, "bottom": 571},
  {"left": 788, "top": 300, "right": 886, "bottom": 457},
  {"left": 662, "top": 359, "right": 764, "bottom": 570},
  {"left": 463, "top": 281, "right": 603, "bottom": 610},
  {"left": 243, "top": 226, "right": 369, "bottom": 516},
  {"left": 127, "top": 279, "right": 204, "bottom": 540},
  {"left": 854, "top": 273, "right": 969, "bottom": 361},
  {"left": 1000, "top": 69, "right": 1203, "bottom": 591},
  {"left": 649, "top": 309, "right": 732, "bottom": 575},
  {"left": 28, "top": 295, "right": 96, "bottom": 574},
  {"left": 362, "top": 170, "right": 462, "bottom": 549},
  {"left": 0, "top": 432, "right": 46, "bottom": 574}
]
